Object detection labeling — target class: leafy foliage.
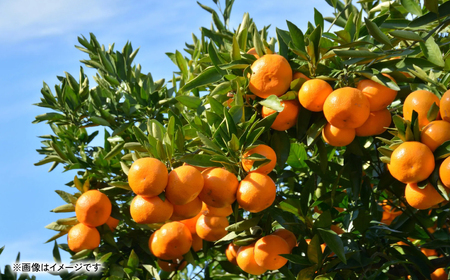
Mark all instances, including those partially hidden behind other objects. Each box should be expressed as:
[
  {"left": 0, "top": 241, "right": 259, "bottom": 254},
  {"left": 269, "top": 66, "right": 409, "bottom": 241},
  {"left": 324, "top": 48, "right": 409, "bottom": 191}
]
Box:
[{"left": 33, "top": 0, "right": 450, "bottom": 279}]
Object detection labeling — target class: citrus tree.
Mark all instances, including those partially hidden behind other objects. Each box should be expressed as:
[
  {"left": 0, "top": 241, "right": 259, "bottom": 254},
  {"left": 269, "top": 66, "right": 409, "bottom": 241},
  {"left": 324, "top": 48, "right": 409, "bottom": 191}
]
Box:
[{"left": 33, "top": 0, "right": 450, "bottom": 279}]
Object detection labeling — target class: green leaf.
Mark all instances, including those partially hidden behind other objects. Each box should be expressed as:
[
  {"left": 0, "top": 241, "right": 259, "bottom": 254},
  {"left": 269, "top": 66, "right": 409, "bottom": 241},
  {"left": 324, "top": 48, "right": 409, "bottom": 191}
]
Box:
[
  {"left": 425, "top": 0, "right": 439, "bottom": 14},
  {"left": 226, "top": 216, "right": 261, "bottom": 232},
  {"left": 420, "top": 37, "right": 445, "bottom": 67},
  {"left": 53, "top": 241, "right": 61, "bottom": 263},
  {"left": 364, "top": 17, "right": 392, "bottom": 47},
  {"left": 208, "top": 42, "right": 226, "bottom": 76},
  {"left": 306, "top": 117, "right": 327, "bottom": 146},
  {"left": 434, "top": 140, "right": 450, "bottom": 160},
  {"left": 309, "top": 25, "right": 322, "bottom": 65},
  {"left": 55, "top": 190, "right": 77, "bottom": 204},
  {"left": 270, "top": 131, "right": 290, "bottom": 169},
  {"left": 33, "top": 112, "right": 65, "bottom": 123},
  {"left": 104, "top": 142, "right": 125, "bottom": 161},
  {"left": 175, "top": 95, "right": 202, "bottom": 109},
  {"left": 198, "top": 132, "right": 223, "bottom": 154},
  {"left": 180, "top": 66, "right": 222, "bottom": 93},
  {"left": 334, "top": 50, "right": 381, "bottom": 58},
  {"left": 317, "top": 228, "right": 346, "bottom": 264},
  {"left": 127, "top": 250, "right": 139, "bottom": 271},
  {"left": 231, "top": 35, "right": 241, "bottom": 61},
  {"left": 90, "top": 116, "right": 110, "bottom": 126},
  {"left": 389, "top": 30, "right": 423, "bottom": 42},
  {"left": 297, "top": 266, "right": 316, "bottom": 280},
  {"left": 409, "top": 1, "right": 450, "bottom": 27},
  {"left": 175, "top": 50, "right": 188, "bottom": 81},
  {"left": 314, "top": 9, "right": 324, "bottom": 31},
  {"left": 307, "top": 235, "right": 323, "bottom": 264},
  {"left": 50, "top": 204, "right": 75, "bottom": 213},
  {"left": 143, "top": 265, "right": 161, "bottom": 280},
  {"left": 287, "top": 142, "right": 308, "bottom": 169},
  {"left": 259, "top": 95, "right": 284, "bottom": 112},
  {"left": 401, "top": 0, "right": 422, "bottom": 16},
  {"left": 253, "top": 29, "right": 265, "bottom": 58},
  {"left": 427, "top": 102, "right": 440, "bottom": 122},
  {"left": 286, "top": 21, "right": 305, "bottom": 52}
]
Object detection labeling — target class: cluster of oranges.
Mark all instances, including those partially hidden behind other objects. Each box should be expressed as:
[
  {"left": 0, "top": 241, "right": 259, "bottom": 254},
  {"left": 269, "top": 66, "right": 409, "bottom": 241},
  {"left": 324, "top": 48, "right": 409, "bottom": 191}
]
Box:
[
  {"left": 67, "top": 190, "right": 118, "bottom": 252},
  {"left": 388, "top": 89, "right": 450, "bottom": 210},
  {"left": 226, "top": 228, "right": 296, "bottom": 275},
  {"left": 246, "top": 53, "right": 396, "bottom": 146},
  {"left": 126, "top": 144, "right": 279, "bottom": 272}
]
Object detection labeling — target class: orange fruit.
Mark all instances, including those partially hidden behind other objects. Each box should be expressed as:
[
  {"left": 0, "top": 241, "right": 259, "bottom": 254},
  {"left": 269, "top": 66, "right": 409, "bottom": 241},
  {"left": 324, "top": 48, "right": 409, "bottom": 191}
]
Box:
[
  {"left": 248, "top": 54, "right": 293, "bottom": 99},
  {"left": 405, "top": 182, "right": 445, "bottom": 210},
  {"left": 254, "top": 235, "right": 290, "bottom": 270},
  {"left": 195, "top": 214, "right": 229, "bottom": 242},
  {"left": 440, "top": 89, "right": 450, "bottom": 122},
  {"left": 237, "top": 172, "right": 276, "bottom": 213},
  {"left": 420, "top": 120, "right": 450, "bottom": 152},
  {"left": 355, "top": 108, "right": 392, "bottom": 137},
  {"left": 130, "top": 195, "right": 173, "bottom": 224},
  {"left": 242, "top": 144, "right": 277, "bottom": 174},
  {"left": 192, "top": 233, "right": 203, "bottom": 252},
  {"left": 440, "top": 157, "right": 450, "bottom": 188},
  {"left": 105, "top": 216, "right": 119, "bottom": 232},
  {"left": 420, "top": 247, "right": 438, "bottom": 257},
  {"left": 200, "top": 202, "right": 233, "bottom": 217},
  {"left": 236, "top": 244, "right": 267, "bottom": 275},
  {"left": 157, "top": 258, "right": 187, "bottom": 272},
  {"left": 298, "top": 79, "right": 334, "bottom": 112},
  {"left": 323, "top": 87, "right": 370, "bottom": 129},
  {"left": 293, "top": 72, "right": 310, "bottom": 81},
  {"left": 261, "top": 99, "right": 300, "bottom": 131},
  {"left": 272, "top": 228, "right": 297, "bottom": 250},
  {"left": 67, "top": 223, "right": 100, "bottom": 252},
  {"left": 170, "top": 196, "right": 202, "bottom": 221},
  {"left": 179, "top": 212, "right": 202, "bottom": 235},
  {"left": 149, "top": 222, "right": 193, "bottom": 260},
  {"left": 403, "top": 90, "right": 440, "bottom": 129},
  {"left": 75, "top": 190, "right": 112, "bottom": 227},
  {"left": 225, "top": 243, "right": 240, "bottom": 265},
  {"left": 357, "top": 77, "right": 398, "bottom": 111},
  {"left": 431, "top": 268, "right": 448, "bottom": 280},
  {"left": 381, "top": 202, "right": 402, "bottom": 225},
  {"left": 198, "top": 168, "right": 239, "bottom": 208},
  {"left": 165, "top": 165, "right": 204, "bottom": 205},
  {"left": 387, "top": 141, "right": 435, "bottom": 184},
  {"left": 322, "top": 123, "right": 355, "bottom": 147},
  {"left": 128, "top": 157, "right": 168, "bottom": 197}
]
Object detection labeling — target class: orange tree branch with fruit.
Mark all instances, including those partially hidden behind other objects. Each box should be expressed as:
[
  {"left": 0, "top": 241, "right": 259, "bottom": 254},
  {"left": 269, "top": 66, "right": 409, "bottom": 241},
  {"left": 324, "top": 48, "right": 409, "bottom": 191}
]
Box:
[{"left": 31, "top": 0, "right": 450, "bottom": 279}]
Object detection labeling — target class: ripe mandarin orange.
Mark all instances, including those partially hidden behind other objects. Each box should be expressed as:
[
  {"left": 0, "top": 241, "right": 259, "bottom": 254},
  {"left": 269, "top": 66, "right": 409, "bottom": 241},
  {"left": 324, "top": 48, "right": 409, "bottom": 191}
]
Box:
[
  {"left": 170, "top": 196, "right": 202, "bottom": 221},
  {"left": 192, "top": 233, "right": 203, "bottom": 252},
  {"left": 128, "top": 157, "right": 168, "bottom": 197},
  {"left": 298, "top": 79, "right": 333, "bottom": 112},
  {"left": 322, "top": 123, "right": 355, "bottom": 147},
  {"left": 254, "top": 235, "right": 290, "bottom": 270},
  {"left": 196, "top": 214, "right": 229, "bottom": 242},
  {"left": 330, "top": 224, "right": 345, "bottom": 235},
  {"left": 387, "top": 141, "right": 435, "bottom": 184},
  {"left": 420, "top": 121, "right": 450, "bottom": 152},
  {"left": 149, "top": 222, "right": 192, "bottom": 260},
  {"left": 242, "top": 144, "right": 277, "bottom": 174},
  {"left": 105, "top": 216, "right": 119, "bottom": 232},
  {"left": 165, "top": 165, "right": 204, "bottom": 205},
  {"left": 236, "top": 244, "right": 267, "bottom": 275},
  {"left": 182, "top": 162, "right": 208, "bottom": 172},
  {"left": 421, "top": 247, "right": 438, "bottom": 257},
  {"left": 272, "top": 228, "right": 297, "bottom": 250},
  {"left": 403, "top": 90, "right": 440, "bottom": 129},
  {"left": 75, "top": 190, "right": 112, "bottom": 227},
  {"left": 248, "top": 54, "right": 292, "bottom": 98},
  {"left": 357, "top": 77, "right": 398, "bottom": 111},
  {"left": 200, "top": 202, "right": 233, "bottom": 217},
  {"left": 179, "top": 212, "right": 202, "bottom": 235},
  {"left": 405, "top": 182, "right": 445, "bottom": 210},
  {"left": 431, "top": 268, "right": 448, "bottom": 280},
  {"left": 198, "top": 168, "right": 239, "bottom": 208},
  {"left": 130, "top": 195, "right": 173, "bottom": 224},
  {"left": 293, "top": 72, "right": 310, "bottom": 81},
  {"left": 381, "top": 203, "right": 402, "bottom": 225},
  {"left": 225, "top": 243, "right": 240, "bottom": 265},
  {"left": 67, "top": 223, "right": 101, "bottom": 252},
  {"left": 237, "top": 172, "right": 276, "bottom": 213},
  {"left": 440, "top": 89, "right": 450, "bottom": 122},
  {"left": 157, "top": 258, "right": 187, "bottom": 272},
  {"left": 323, "top": 87, "right": 370, "bottom": 129},
  {"left": 440, "top": 157, "right": 450, "bottom": 188},
  {"left": 355, "top": 108, "right": 392, "bottom": 137},
  {"left": 261, "top": 100, "right": 300, "bottom": 131}
]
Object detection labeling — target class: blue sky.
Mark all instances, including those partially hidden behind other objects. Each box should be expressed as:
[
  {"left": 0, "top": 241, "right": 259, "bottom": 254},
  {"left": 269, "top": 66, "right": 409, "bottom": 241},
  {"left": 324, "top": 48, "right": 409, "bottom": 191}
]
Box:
[{"left": 0, "top": 1, "right": 333, "bottom": 278}]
